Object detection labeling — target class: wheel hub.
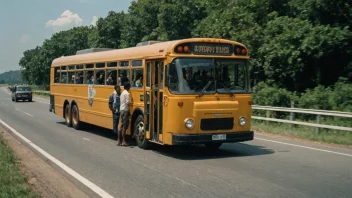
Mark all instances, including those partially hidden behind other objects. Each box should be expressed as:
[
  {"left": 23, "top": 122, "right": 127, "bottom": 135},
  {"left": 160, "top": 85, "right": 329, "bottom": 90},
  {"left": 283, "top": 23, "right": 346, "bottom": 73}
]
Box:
[{"left": 136, "top": 122, "right": 145, "bottom": 141}]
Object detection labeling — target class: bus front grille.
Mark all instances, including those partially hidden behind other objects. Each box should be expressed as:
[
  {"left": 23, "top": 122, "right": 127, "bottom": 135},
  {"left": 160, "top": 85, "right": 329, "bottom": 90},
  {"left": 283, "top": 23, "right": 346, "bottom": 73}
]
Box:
[{"left": 200, "top": 118, "right": 234, "bottom": 131}]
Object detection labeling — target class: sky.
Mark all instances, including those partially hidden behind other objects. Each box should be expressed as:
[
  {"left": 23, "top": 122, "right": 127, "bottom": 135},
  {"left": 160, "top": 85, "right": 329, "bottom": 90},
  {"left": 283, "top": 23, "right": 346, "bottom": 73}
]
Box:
[{"left": 0, "top": 0, "right": 132, "bottom": 74}]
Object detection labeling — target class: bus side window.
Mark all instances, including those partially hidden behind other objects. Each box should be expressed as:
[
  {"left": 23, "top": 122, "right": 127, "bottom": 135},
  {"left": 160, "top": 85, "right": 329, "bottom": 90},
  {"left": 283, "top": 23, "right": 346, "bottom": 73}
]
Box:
[
  {"left": 68, "top": 71, "right": 75, "bottom": 84},
  {"left": 146, "top": 62, "right": 151, "bottom": 87},
  {"left": 85, "top": 70, "right": 94, "bottom": 84},
  {"left": 118, "top": 70, "right": 130, "bottom": 86},
  {"left": 54, "top": 68, "right": 60, "bottom": 83},
  {"left": 131, "top": 69, "right": 143, "bottom": 88},
  {"left": 95, "top": 70, "right": 105, "bottom": 85},
  {"left": 60, "top": 66, "right": 67, "bottom": 84},
  {"left": 106, "top": 69, "right": 117, "bottom": 86},
  {"left": 75, "top": 71, "right": 84, "bottom": 84}
]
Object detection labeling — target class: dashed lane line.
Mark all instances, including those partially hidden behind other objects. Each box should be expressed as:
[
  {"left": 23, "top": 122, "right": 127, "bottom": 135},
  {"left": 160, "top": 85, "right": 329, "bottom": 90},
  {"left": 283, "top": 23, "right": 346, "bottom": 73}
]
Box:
[{"left": 0, "top": 118, "right": 114, "bottom": 198}]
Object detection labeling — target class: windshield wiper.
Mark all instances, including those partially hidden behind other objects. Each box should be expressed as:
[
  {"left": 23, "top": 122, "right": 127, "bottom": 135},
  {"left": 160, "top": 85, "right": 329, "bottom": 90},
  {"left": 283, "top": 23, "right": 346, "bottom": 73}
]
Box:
[
  {"left": 217, "top": 81, "right": 234, "bottom": 97},
  {"left": 198, "top": 80, "right": 213, "bottom": 98}
]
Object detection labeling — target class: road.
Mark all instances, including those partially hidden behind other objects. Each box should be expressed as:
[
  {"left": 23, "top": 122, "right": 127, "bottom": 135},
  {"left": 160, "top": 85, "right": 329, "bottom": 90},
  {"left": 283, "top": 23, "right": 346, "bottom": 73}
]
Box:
[{"left": 0, "top": 87, "right": 351, "bottom": 198}]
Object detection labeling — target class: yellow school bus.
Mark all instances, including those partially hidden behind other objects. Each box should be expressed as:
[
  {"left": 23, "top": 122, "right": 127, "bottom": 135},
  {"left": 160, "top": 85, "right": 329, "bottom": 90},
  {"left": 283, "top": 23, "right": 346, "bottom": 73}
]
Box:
[{"left": 49, "top": 38, "right": 254, "bottom": 150}]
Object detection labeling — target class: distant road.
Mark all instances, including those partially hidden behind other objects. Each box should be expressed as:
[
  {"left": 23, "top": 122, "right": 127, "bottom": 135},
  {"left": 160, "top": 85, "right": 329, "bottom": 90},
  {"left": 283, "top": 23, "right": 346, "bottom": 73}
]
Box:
[{"left": 0, "top": 87, "right": 351, "bottom": 198}]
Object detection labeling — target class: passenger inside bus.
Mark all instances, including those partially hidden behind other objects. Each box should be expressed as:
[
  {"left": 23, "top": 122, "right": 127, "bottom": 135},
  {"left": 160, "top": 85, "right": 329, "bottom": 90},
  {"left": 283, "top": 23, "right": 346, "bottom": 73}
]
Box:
[
  {"left": 179, "top": 69, "right": 191, "bottom": 92},
  {"left": 95, "top": 73, "right": 105, "bottom": 85},
  {"left": 118, "top": 73, "right": 129, "bottom": 86},
  {"left": 106, "top": 71, "right": 117, "bottom": 86},
  {"left": 135, "top": 75, "right": 143, "bottom": 87}
]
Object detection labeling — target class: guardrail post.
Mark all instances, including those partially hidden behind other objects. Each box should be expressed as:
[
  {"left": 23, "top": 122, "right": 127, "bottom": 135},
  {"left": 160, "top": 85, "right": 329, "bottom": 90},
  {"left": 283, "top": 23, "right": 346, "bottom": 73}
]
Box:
[
  {"left": 289, "top": 101, "right": 295, "bottom": 129},
  {"left": 316, "top": 114, "right": 321, "bottom": 134},
  {"left": 266, "top": 110, "right": 270, "bottom": 124}
]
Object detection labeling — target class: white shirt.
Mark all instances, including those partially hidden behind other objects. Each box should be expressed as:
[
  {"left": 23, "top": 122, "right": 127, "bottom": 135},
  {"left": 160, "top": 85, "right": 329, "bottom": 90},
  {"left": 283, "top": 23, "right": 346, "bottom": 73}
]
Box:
[{"left": 120, "top": 90, "right": 130, "bottom": 111}]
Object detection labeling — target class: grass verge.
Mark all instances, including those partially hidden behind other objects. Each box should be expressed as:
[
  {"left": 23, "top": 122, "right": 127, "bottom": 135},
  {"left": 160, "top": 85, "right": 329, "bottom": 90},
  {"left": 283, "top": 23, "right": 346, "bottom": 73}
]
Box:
[
  {"left": 0, "top": 132, "right": 37, "bottom": 198},
  {"left": 33, "top": 92, "right": 49, "bottom": 99},
  {"left": 252, "top": 120, "right": 352, "bottom": 145}
]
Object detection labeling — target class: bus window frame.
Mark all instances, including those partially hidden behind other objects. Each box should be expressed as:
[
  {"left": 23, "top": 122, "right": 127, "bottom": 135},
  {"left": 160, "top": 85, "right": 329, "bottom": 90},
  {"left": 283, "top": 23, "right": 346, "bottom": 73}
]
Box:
[
  {"left": 74, "top": 69, "right": 85, "bottom": 85},
  {"left": 118, "top": 68, "right": 131, "bottom": 87},
  {"left": 60, "top": 69, "right": 68, "bottom": 84},
  {"left": 94, "top": 65, "right": 106, "bottom": 86},
  {"left": 131, "top": 66, "right": 144, "bottom": 89},
  {"left": 165, "top": 57, "right": 251, "bottom": 95},
  {"left": 106, "top": 68, "right": 118, "bottom": 86},
  {"left": 54, "top": 67, "right": 61, "bottom": 84},
  {"left": 84, "top": 69, "right": 94, "bottom": 85}
]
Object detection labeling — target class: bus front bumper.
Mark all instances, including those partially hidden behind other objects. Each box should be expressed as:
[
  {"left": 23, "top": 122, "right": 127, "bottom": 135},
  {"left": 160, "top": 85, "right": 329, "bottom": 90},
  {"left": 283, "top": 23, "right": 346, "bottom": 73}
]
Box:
[{"left": 172, "top": 131, "right": 254, "bottom": 145}]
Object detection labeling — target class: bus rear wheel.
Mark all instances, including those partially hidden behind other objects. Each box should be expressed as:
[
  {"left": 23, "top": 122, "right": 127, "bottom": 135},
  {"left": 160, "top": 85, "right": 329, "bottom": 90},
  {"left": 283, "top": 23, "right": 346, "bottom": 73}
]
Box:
[
  {"left": 64, "top": 104, "right": 72, "bottom": 127},
  {"left": 204, "top": 143, "right": 222, "bottom": 150},
  {"left": 71, "top": 105, "right": 81, "bottom": 130},
  {"left": 134, "top": 115, "right": 151, "bottom": 150}
]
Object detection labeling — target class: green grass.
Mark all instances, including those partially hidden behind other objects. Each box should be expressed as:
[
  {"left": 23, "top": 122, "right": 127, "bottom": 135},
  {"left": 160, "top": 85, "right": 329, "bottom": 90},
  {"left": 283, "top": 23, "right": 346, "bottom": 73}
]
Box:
[
  {"left": 29, "top": 85, "right": 49, "bottom": 91},
  {"left": 33, "top": 92, "right": 49, "bottom": 99},
  {"left": 252, "top": 120, "right": 352, "bottom": 145},
  {"left": 0, "top": 133, "right": 38, "bottom": 198}
]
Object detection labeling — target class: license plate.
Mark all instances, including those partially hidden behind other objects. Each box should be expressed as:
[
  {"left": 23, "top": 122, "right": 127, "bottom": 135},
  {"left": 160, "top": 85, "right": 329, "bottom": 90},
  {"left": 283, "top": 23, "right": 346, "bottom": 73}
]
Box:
[
  {"left": 212, "top": 134, "right": 226, "bottom": 140},
  {"left": 22, "top": 95, "right": 27, "bottom": 97}
]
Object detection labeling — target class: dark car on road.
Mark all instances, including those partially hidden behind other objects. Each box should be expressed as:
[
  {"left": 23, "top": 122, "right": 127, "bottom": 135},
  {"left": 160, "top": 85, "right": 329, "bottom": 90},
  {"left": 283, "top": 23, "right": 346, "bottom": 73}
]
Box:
[{"left": 12, "top": 85, "right": 32, "bottom": 102}]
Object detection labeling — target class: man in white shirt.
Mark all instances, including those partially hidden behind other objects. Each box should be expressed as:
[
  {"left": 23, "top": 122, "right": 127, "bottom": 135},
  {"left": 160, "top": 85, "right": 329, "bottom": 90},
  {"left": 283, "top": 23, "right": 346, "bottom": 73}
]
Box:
[{"left": 117, "top": 82, "right": 131, "bottom": 146}]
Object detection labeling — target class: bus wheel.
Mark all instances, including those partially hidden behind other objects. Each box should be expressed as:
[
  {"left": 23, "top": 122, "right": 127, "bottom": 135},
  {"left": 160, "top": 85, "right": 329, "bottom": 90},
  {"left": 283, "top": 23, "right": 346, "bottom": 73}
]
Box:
[
  {"left": 134, "top": 115, "right": 151, "bottom": 150},
  {"left": 204, "top": 143, "right": 222, "bottom": 150},
  {"left": 71, "top": 105, "right": 81, "bottom": 130},
  {"left": 64, "top": 104, "right": 72, "bottom": 127}
]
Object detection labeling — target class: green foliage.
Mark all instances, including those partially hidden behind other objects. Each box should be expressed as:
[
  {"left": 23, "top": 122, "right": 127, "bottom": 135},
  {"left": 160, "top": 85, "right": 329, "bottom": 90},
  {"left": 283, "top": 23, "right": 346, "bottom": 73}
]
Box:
[
  {"left": 253, "top": 80, "right": 352, "bottom": 112},
  {"left": 19, "top": 26, "right": 93, "bottom": 86},
  {"left": 0, "top": 70, "right": 22, "bottom": 84},
  {"left": 91, "top": 11, "right": 126, "bottom": 48},
  {"left": 0, "top": 134, "right": 37, "bottom": 198},
  {"left": 15, "top": 0, "right": 352, "bottom": 113},
  {"left": 252, "top": 81, "right": 294, "bottom": 107}
]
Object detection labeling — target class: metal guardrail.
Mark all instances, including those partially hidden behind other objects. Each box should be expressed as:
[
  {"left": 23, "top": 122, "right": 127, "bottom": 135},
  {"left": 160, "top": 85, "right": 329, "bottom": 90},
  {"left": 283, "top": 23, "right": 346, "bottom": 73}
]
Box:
[
  {"left": 252, "top": 105, "right": 352, "bottom": 132},
  {"left": 33, "top": 90, "right": 50, "bottom": 94},
  {"left": 29, "top": 89, "right": 351, "bottom": 132}
]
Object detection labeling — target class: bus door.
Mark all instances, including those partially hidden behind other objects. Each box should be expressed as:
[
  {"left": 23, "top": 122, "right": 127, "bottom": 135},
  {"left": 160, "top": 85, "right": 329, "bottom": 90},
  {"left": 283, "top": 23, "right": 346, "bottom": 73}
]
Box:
[{"left": 144, "top": 60, "right": 164, "bottom": 143}]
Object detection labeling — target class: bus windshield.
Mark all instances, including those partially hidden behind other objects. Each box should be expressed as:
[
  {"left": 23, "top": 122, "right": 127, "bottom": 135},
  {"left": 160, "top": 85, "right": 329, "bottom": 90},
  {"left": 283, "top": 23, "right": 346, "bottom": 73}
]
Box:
[{"left": 167, "top": 58, "right": 249, "bottom": 94}]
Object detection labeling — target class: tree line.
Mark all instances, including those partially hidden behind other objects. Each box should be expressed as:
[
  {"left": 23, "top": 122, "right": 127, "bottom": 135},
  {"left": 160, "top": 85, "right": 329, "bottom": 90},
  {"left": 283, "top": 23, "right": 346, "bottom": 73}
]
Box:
[{"left": 18, "top": 0, "right": 352, "bottom": 110}]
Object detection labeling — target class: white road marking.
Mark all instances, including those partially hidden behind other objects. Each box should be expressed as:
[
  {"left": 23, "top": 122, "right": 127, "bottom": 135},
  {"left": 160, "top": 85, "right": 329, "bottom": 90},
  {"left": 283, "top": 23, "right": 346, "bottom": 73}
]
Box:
[
  {"left": 15, "top": 108, "right": 20, "bottom": 111},
  {"left": 24, "top": 112, "right": 33, "bottom": 117},
  {"left": 0, "top": 119, "right": 114, "bottom": 198},
  {"left": 255, "top": 137, "right": 352, "bottom": 157},
  {"left": 83, "top": 138, "right": 91, "bottom": 141}
]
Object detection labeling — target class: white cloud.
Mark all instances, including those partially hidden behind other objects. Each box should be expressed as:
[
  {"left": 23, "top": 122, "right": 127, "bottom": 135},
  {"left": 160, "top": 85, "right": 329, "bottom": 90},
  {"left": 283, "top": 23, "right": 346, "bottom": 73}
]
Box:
[
  {"left": 91, "top": 16, "right": 98, "bottom": 26},
  {"left": 19, "top": 34, "right": 32, "bottom": 44},
  {"left": 46, "top": 10, "right": 83, "bottom": 31}
]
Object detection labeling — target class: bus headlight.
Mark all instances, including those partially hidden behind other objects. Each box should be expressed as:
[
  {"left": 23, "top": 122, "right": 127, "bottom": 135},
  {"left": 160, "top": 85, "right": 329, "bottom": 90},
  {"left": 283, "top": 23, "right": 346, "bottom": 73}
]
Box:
[
  {"left": 185, "top": 119, "right": 194, "bottom": 129},
  {"left": 239, "top": 117, "right": 246, "bottom": 126}
]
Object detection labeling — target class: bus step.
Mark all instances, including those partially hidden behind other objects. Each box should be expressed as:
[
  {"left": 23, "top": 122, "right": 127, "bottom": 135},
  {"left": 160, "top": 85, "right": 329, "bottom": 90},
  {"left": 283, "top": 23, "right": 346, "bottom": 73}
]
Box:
[{"left": 149, "top": 140, "right": 164, "bottom": 145}]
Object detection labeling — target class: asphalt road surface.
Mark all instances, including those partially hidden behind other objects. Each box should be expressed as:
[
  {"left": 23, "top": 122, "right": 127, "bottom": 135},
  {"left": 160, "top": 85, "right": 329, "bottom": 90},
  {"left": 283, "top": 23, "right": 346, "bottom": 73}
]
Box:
[{"left": 0, "top": 87, "right": 351, "bottom": 198}]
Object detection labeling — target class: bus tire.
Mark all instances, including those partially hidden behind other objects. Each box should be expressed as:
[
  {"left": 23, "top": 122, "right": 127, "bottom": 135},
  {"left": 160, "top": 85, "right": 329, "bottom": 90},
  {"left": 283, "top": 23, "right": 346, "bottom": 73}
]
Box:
[
  {"left": 71, "top": 105, "right": 81, "bottom": 130},
  {"left": 134, "top": 115, "right": 151, "bottom": 150},
  {"left": 204, "top": 143, "right": 222, "bottom": 150},
  {"left": 64, "top": 104, "right": 72, "bottom": 127}
]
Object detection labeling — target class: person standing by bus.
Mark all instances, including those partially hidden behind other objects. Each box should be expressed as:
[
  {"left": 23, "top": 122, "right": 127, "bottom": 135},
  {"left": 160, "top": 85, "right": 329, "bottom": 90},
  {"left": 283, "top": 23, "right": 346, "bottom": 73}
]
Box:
[
  {"left": 109, "top": 85, "right": 121, "bottom": 135},
  {"left": 117, "top": 82, "right": 131, "bottom": 146}
]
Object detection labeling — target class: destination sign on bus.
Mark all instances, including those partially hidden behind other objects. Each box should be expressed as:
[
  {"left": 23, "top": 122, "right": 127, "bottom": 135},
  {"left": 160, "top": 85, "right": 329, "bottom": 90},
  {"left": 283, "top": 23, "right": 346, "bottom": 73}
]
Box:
[{"left": 191, "top": 43, "right": 233, "bottom": 56}]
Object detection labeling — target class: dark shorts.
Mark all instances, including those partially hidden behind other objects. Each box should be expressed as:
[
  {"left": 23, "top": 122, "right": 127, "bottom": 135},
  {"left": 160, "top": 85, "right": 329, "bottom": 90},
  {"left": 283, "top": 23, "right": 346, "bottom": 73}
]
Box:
[{"left": 120, "top": 110, "right": 130, "bottom": 131}]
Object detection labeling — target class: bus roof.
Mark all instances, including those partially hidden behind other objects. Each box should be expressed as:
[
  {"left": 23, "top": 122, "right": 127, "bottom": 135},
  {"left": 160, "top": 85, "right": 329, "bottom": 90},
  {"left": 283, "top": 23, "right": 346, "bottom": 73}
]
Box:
[{"left": 51, "top": 38, "right": 247, "bottom": 67}]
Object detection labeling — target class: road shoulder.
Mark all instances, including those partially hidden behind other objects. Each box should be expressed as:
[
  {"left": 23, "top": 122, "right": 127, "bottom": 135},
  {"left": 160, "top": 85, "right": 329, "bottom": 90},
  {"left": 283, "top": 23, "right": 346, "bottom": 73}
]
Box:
[
  {"left": 254, "top": 130, "right": 352, "bottom": 150},
  {"left": 1, "top": 129, "right": 90, "bottom": 198}
]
